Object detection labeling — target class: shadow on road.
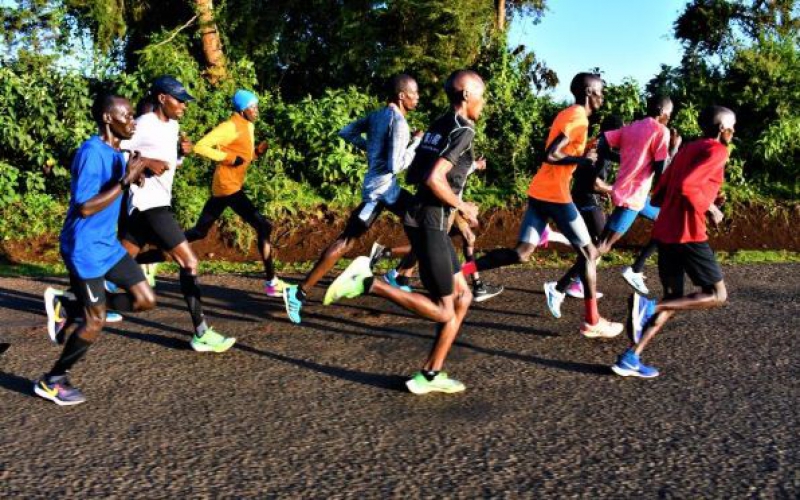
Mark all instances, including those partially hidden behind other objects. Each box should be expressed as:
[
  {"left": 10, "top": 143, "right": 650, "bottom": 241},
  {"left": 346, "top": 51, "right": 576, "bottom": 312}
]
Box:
[
  {"left": 0, "top": 370, "right": 31, "bottom": 397},
  {"left": 235, "top": 343, "right": 408, "bottom": 392}
]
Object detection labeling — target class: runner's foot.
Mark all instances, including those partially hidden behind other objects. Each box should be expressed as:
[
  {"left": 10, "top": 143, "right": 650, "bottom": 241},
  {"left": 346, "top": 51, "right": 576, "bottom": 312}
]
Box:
[
  {"left": 324, "top": 256, "right": 372, "bottom": 305},
  {"left": 406, "top": 371, "right": 466, "bottom": 395},
  {"left": 383, "top": 269, "right": 412, "bottom": 293},
  {"left": 631, "top": 293, "right": 656, "bottom": 344},
  {"left": 611, "top": 349, "right": 660, "bottom": 378},
  {"left": 564, "top": 279, "right": 604, "bottom": 299},
  {"left": 473, "top": 281, "right": 504, "bottom": 303},
  {"left": 283, "top": 285, "right": 303, "bottom": 324},
  {"left": 622, "top": 266, "right": 649, "bottom": 295},
  {"left": 44, "top": 287, "right": 71, "bottom": 344},
  {"left": 543, "top": 281, "right": 565, "bottom": 319},
  {"left": 580, "top": 317, "right": 624, "bottom": 338},
  {"left": 190, "top": 327, "right": 236, "bottom": 353},
  {"left": 141, "top": 263, "right": 158, "bottom": 288},
  {"left": 33, "top": 374, "right": 86, "bottom": 406},
  {"left": 264, "top": 278, "right": 289, "bottom": 298}
]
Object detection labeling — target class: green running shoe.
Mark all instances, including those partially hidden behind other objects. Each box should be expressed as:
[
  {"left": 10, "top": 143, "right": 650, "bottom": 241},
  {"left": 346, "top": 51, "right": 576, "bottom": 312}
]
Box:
[
  {"left": 406, "top": 371, "right": 466, "bottom": 395},
  {"left": 191, "top": 327, "right": 236, "bottom": 353},
  {"left": 141, "top": 263, "right": 158, "bottom": 288},
  {"left": 323, "top": 256, "right": 373, "bottom": 305}
]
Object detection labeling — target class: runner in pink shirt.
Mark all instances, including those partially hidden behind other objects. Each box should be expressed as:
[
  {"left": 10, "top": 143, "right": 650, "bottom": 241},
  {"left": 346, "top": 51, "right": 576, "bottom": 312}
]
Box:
[{"left": 552, "top": 96, "right": 676, "bottom": 299}]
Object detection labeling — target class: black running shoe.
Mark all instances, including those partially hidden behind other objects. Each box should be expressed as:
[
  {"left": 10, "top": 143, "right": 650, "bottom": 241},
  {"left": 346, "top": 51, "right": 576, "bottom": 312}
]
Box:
[{"left": 473, "top": 282, "right": 504, "bottom": 303}]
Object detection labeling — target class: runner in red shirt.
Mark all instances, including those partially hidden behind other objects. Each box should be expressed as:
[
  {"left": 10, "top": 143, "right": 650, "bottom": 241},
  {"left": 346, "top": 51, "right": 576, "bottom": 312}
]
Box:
[{"left": 612, "top": 105, "right": 735, "bottom": 378}]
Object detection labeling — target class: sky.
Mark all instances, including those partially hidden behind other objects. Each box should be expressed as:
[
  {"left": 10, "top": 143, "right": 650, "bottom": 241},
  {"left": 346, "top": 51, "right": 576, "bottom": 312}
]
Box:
[{"left": 509, "top": 0, "right": 691, "bottom": 99}]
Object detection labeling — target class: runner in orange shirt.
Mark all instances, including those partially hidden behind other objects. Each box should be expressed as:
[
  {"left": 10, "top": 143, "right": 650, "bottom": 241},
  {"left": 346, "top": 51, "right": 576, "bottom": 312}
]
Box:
[{"left": 460, "top": 73, "right": 623, "bottom": 338}]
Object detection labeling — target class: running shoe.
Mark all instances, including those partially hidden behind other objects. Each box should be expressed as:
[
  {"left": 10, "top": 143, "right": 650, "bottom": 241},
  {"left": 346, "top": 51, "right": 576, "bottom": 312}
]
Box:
[
  {"left": 105, "top": 311, "right": 123, "bottom": 323},
  {"left": 323, "top": 256, "right": 372, "bottom": 305},
  {"left": 580, "top": 317, "right": 624, "bottom": 338},
  {"left": 631, "top": 293, "right": 657, "bottom": 344},
  {"left": 543, "top": 281, "right": 565, "bottom": 319},
  {"left": 564, "top": 279, "right": 604, "bottom": 299},
  {"left": 368, "top": 242, "right": 386, "bottom": 269},
  {"left": 141, "top": 263, "right": 158, "bottom": 288},
  {"left": 44, "top": 287, "right": 70, "bottom": 344},
  {"left": 611, "top": 349, "right": 660, "bottom": 378},
  {"left": 33, "top": 374, "right": 86, "bottom": 406},
  {"left": 406, "top": 371, "right": 466, "bottom": 394},
  {"left": 383, "top": 269, "right": 412, "bottom": 293},
  {"left": 104, "top": 280, "right": 119, "bottom": 293},
  {"left": 190, "top": 327, "right": 236, "bottom": 353},
  {"left": 473, "top": 282, "right": 504, "bottom": 303},
  {"left": 283, "top": 285, "right": 303, "bottom": 324},
  {"left": 264, "top": 278, "right": 289, "bottom": 298},
  {"left": 622, "top": 266, "right": 649, "bottom": 295},
  {"left": 540, "top": 225, "right": 571, "bottom": 247}
]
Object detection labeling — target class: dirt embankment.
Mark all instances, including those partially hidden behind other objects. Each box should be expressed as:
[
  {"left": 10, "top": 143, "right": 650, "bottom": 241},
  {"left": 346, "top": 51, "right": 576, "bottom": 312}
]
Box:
[{"left": 2, "top": 202, "right": 798, "bottom": 265}]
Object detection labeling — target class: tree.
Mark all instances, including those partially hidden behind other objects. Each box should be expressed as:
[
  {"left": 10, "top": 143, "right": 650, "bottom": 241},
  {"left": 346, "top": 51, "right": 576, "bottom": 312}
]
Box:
[{"left": 194, "top": 0, "right": 226, "bottom": 83}]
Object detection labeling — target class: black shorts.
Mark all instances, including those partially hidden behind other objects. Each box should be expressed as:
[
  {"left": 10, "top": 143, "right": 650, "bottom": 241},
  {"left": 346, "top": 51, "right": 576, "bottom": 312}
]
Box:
[
  {"left": 404, "top": 225, "right": 460, "bottom": 298},
  {"left": 657, "top": 241, "right": 723, "bottom": 297},
  {"left": 342, "top": 189, "right": 414, "bottom": 239},
  {"left": 69, "top": 254, "right": 145, "bottom": 307},
  {"left": 189, "top": 190, "right": 272, "bottom": 241},
  {"left": 577, "top": 204, "right": 606, "bottom": 243},
  {"left": 121, "top": 206, "right": 187, "bottom": 251}
]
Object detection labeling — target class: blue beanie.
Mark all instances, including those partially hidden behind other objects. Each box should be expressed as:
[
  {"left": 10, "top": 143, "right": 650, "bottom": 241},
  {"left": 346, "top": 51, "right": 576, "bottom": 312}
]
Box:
[{"left": 232, "top": 89, "right": 258, "bottom": 112}]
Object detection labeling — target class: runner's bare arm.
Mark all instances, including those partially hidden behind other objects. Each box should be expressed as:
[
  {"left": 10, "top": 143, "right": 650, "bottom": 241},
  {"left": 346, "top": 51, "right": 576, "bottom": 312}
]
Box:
[
  {"left": 545, "top": 133, "right": 595, "bottom": 166},
  {"left": 425, "top": 157, "right": 478, "bottom": 225},
  {"left": 77, "top": 154, "right": 147, "bottom": 217}
]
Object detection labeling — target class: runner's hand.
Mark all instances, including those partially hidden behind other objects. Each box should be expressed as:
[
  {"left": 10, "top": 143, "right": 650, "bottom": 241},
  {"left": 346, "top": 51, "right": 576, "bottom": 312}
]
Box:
[
  {"left": 179, "top": 133, "right": 193, "bottom": 156},
  {"left": 458, "top": 202, "right": 479, "bottom": 228},
  {"left": 708, "top": 204, "right": 724, "bottom": 226},
  {"left": 255, "top": 141, "right": 269, "bottom": 156},
  {"left": 474, "top": 157, "right": 487, "bottom": 171},
  {"left": 124, "top": 152, "right": 148, "bottom": 187},
  {"left": 413, "top": 130, "right": 424, "bottom": 139},
  {"left": 143, "top": 158, "right": 170, "bottom": 176}
]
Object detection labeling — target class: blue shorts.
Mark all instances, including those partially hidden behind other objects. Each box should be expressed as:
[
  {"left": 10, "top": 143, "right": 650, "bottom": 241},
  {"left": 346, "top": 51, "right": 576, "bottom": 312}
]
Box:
[
  {"left": 606, "top": 196, "right": 660, "bottom": 234},
  {"left": 519, "top": 198, "right": 592, "bottom": 248}
]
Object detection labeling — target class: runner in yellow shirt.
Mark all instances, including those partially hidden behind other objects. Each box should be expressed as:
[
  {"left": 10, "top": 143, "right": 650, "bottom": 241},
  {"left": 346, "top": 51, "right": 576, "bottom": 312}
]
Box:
[{"left": 187, "top": 90, "right": 286, "bottom": 296}]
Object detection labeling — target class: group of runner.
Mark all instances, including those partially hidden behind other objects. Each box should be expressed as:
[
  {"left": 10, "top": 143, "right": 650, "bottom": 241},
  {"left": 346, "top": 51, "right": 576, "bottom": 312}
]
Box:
[{"left": 33, "top": 69, "right": 734, "bottom": 406}]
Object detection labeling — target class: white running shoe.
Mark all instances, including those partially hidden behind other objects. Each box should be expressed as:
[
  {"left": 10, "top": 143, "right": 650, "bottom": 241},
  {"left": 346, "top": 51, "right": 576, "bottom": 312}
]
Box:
[{"left": 622, "top": 266, "right": 649, "bottom": 295}]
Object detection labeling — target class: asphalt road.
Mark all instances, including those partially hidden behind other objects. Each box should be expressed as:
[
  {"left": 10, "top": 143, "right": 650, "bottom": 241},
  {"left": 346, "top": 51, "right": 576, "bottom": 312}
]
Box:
[{"left": 0, "top": 264, "right": 797, "bottom": 498}]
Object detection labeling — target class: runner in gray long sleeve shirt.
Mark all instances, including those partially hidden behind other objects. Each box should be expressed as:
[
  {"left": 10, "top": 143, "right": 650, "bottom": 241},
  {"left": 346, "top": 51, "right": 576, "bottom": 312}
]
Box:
[
  {"left": 282, "top": 74, "right": 423, "bottom": 324},
  {"left": 339, "top": 103, "right": 421, "bottom": 204}
]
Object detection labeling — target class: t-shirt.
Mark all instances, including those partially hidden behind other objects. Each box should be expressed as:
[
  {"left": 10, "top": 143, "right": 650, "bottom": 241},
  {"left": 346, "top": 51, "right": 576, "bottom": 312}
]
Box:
[
  {"left": 193, "top": 113, "right": 256, "bottom": 197},
  {"left": 338, "top": 104, "right": 421, "bottom": 204},
  {"left": 651, "top": 138, "right": 728, "bottom": 244},
  {"left": 571, "top": 134, "right": 615, "bottom": 208},
  {"left": 528, "top": 105, "right": 589, "bottom": 203},
  {"left": 60, "top": 136, "right": 128, "bottom": 279},
  {"left": 605, "top": 117, "right": 669, "bottom": 211},
  {"left": 404, "top": 112, "right": 476, "bottom": 231},
  {"left": 121, "top": 112, "right": 180, "bottom": 212}
]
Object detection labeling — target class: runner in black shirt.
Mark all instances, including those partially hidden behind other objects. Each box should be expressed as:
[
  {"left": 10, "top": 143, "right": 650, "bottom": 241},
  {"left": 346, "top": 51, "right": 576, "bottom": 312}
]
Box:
[{"left": 323, "top": 70, "right": 486, "bottom": 395}]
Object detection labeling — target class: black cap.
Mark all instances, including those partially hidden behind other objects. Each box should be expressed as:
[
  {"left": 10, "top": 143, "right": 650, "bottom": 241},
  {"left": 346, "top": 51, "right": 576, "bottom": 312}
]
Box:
[{"left": 151, "top": 75, "right": 195, "bottom": 102}]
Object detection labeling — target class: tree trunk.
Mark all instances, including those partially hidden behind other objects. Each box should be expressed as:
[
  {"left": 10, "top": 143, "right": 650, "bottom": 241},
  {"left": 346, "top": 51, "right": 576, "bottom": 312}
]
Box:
[
  {"left": 497, "top": 0, "right": 506, "bottom": 30},
  {"left": 195, "top": 0, "right": 227, "bottom": 84}
]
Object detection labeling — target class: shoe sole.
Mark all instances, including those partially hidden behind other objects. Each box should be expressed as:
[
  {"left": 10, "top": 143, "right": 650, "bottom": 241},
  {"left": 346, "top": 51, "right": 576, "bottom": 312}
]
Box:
[
  {"left": 473, "top": 289, "right": 504, "bottom": 303},
  {"left": 191, "top": 339, "right": 236, "bottom": 353},
  {"left": 282, "top": 287, "right": 302, "bottom": 324},
  {"left": 44, "top": 288, "right": 61, "bottom": 344},
  {"left": 623, "top": 272, "right": 649, "bottom": 295},
  {"left": 543, "top": 283, "right": 562, "bottom": 319},
  {"left": 33, "top": 385, "right": 85, "bottom": 406},
  {"left": 632, "top": 293, "right": 644, "bottom": 344},
  {"left": 581, "top": 329, "right": 622, "bottom": 339},
  {"left": 406, "top": 380, "right": 466, "bottom": 395},
  {"left": 611, "top": 364, "right": 659, "bottom": 378},
  {"left": 323, "top": 256, "right": 371, "bottom": 306},
  {"left": 566, "top": 291, "right": 604, "bottom": 299}
]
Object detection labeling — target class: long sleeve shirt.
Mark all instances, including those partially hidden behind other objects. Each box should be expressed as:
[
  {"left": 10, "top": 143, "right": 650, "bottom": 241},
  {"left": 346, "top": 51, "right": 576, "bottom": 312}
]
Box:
[
  {"left": 338, "top": 104, "right": 421, "bottom": 204},
  {"left": 193, "top": 113, "right": 255, "bottom": 197},
  {"left": 651, "top": 138, "right": 729, "bottom": 244}
]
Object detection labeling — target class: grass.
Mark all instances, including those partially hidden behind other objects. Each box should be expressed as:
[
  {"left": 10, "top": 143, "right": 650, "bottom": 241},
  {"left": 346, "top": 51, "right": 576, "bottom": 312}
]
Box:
[{"left": 3, "top": 249, "right": 797, "bottom": 278}]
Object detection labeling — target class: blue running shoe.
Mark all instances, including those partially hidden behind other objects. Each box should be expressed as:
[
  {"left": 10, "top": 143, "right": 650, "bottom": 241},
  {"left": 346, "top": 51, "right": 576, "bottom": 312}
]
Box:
[
  {"left": 105, "top": 311, "right": 123, "bottom": 323},
  {"left": 383, "top": 269, "right": 412, "bottom": 293},
  {"left": 104, "top": 280, "right": 119, "bottom": 293},
  {"left": 34, "top": 374, "right": 87, "bottom": 406},
  {"left": 283, "top": 285, "right": 303, "bottom": 324},
  {"left": 611, "top": 349, "right": 659, "bottom": 378},
  {"left": 631, "top": 293, "right": 656, "bottom": 344},
  {"left": 543, "top": 281, "right": 565, "bottom": 319}
]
